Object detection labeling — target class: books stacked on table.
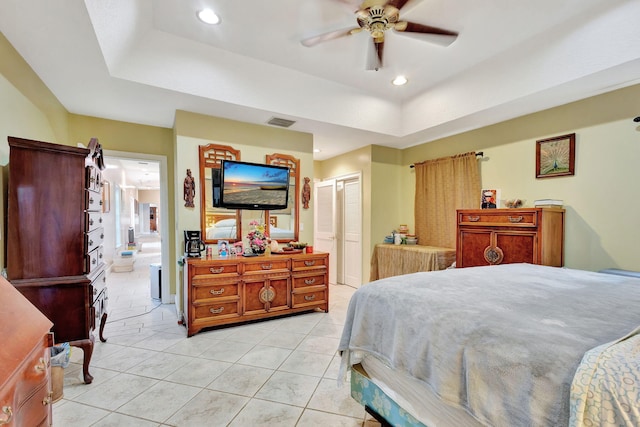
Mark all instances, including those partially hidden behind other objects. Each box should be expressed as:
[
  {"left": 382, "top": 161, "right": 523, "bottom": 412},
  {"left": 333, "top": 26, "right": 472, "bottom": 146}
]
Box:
[{"left": 534, "top": 199, "right": 563, "bottom": 208}]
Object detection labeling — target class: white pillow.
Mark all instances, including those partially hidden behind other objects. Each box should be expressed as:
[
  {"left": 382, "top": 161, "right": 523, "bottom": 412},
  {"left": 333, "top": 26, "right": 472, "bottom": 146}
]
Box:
[{"left": 215, "top": 219, "right": 236, "bottom": 228}]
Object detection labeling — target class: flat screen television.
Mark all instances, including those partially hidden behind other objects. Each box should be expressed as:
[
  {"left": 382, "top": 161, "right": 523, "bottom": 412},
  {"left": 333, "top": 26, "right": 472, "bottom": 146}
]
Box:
[{"left": 219, "top": 159, "right": 290, "bottom": 210}]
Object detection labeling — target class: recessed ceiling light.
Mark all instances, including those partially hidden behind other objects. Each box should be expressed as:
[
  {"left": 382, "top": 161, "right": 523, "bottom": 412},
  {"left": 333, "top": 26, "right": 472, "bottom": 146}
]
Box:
[
  {"left": 197, "top": 9, "right": 220, "bottom": 25},
  {"left": 313, "top": 148, "right": 321, "bottom": 153},
  {"left": 392, "top": 75, "right": 408, "bottom": 86}
]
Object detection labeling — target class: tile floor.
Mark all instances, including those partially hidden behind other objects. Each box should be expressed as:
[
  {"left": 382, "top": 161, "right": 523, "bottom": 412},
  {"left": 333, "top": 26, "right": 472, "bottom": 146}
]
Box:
[{"left": 53, "top": 242, "right": 378, "bottom": 426}]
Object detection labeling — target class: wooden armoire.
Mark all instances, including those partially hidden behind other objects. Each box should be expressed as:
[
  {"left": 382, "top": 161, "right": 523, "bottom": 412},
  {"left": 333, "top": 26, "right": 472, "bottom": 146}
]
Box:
[{"left": 7, "top": 136, "right": 108, "bottom": 384}]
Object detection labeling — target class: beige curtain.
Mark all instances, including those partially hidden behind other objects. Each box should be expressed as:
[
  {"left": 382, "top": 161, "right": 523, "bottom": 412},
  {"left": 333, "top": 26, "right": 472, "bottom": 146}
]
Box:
[{"left": 414, "top": 152, "right": 481, "bottom": 248}]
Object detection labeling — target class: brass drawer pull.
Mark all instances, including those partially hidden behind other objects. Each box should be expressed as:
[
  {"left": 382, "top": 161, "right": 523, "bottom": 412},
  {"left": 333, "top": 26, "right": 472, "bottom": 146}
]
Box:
[
  {"left": 304, "top": 260, "right": 316, "bottom": 266},
  {"left": 508, "top": 216, "right": 523, "bottom": 223},
  {"left": 261, "top": 263, "right": 273, "bottom": 270},
  {"left": 467, "top": 216, "right": 480, "bottom": 222},
  {"left": 42, "top": 391, "right": 53, "bottom": 406},
  {"left": 89, "top": 197, "right": 94, "bottom": 204},
  {"left": 210, "top": 288, "right": 225, "bottom": 295},
  {"left": 89, "top": 218, "right": 94, "bottom": 226},
  {"left": 210, "top": 307, "right": 224, "bottom": 314},
  {"left": 92, "top": 258, "right": 97, "bottom": 265},
  {"left": 304, "top": 278, "right": 316, "bottom": 285},
  {"left": 89, "top": 239, "right": 94, "bottom": 246},
  {"left": 0, "top": 406, "right": 13, "bottom": 424},
  {"left": 209, "top": 267, "right": 224, "bottom": 274},
  {"left": 304, "top": 294, "right": 316, "bottom": 301},
  {"left": 35, "top": 358, "right": 47, "bottom": 372}
]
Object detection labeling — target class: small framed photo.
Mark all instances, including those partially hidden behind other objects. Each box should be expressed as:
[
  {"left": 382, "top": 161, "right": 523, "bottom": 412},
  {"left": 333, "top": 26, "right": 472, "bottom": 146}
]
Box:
[
  {"left": 536, "top": 133, "right": 575, "bottom": 178},
  {"left": 269, "top": 216, "right": 278, "bottom": 228},
  {"left": 233, "top": 241, "right": 244, "bottom": 255},
  {"left": 217, "top": 240, "right": 230, "bottom": 257},
  {"left": 481, "top": 189, "right": 500, "bottom": 209}
]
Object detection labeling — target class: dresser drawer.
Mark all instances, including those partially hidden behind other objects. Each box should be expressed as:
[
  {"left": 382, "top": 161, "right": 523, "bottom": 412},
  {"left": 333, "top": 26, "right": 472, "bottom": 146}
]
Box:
[
  {"left": 292, "top": 289, "right": 327, "bottom": 308},
  {"left": 85, "top": 187, "right": 102, "bottom": 212},
  {"left": 193, "top": 282, "right": 240, "bottom": 301},
  {"left": 457, "top": 209, "right": 538, "bottom": 227},
  {"left": 11, "top": 338, "right": 50, "bottom": 410},
  {"left": 193, "top": 300, "right": 240, "bottom": 321},
  {"left": 86, "top": 211, "right": 103, "bottom": 232},
  {"left": 86, "top": 245, "right": 104, "bottom": 275},
  {"left": 91, "top": 269, "right": 107, "bottom": 297},
  {"left": 292, "top": 272, "right": 327, "bottom": 289},
  {"left": 292, "top": 255, "right": 328, "bottom": 271},
  {"left": 86, "top": 227, "right": 104, "bottom": 253},
  {"left": 243, "top": 258, "right": 289, "bottom": 274},
  {"left": 94, "top": 288, "right": 108, "bottom": 323},
  {"left": 191, "top": 263, "right": 240, "bottom": 277},
  {"left": 86, "top": 165, "right": 102, "bottom": 193}
]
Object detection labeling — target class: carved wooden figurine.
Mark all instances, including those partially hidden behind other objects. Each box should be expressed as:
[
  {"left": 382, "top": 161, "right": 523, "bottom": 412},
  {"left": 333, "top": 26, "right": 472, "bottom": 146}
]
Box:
[
  {"left": 302, "top": 176, "right": 311, "bottom": 209},
  {"left": 184, "top": 168, "right": 196, "bottom": 207}
]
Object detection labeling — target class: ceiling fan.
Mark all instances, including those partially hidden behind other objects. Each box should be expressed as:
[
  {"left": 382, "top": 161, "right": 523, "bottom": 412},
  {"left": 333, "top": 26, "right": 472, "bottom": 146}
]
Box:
[{"left": 301, "top": 0, "right": 458, "bottom": 71}]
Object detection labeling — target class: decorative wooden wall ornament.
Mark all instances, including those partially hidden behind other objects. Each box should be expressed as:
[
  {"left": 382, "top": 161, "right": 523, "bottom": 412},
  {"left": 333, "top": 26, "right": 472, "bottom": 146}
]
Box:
[
  {"left": 184, "top": 168, "right": 196, "bottom": 207},
  {"left": 302, "top": 176, "right": 311, "bottom": 209},
  {"left": 199, "top": 143, "right": 242, "bottom": 243}
]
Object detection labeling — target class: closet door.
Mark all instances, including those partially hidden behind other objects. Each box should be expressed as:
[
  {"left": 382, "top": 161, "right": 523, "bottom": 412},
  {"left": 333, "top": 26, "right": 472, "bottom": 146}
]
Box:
[
  {"left": 343, "top": 179, "right": 362, "bottom": 287},
  {"left": 314, "top": 179, "right": 336, "bottom": 285}
]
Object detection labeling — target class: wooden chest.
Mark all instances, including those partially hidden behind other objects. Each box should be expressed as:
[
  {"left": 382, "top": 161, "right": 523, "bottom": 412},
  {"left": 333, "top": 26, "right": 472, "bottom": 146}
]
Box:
[{"left": 456, "top": 208, "right": 565, "bottom": 268}]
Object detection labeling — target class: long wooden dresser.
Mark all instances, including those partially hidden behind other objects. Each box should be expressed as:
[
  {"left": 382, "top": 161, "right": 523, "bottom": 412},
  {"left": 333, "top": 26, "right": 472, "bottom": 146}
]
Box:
[
  {"left": 456, "top": 207, "right": 565, "bottom": 268},
  {"left": 7, "top": 136, "right": 107, "bottom": 384},
  {"left": 0, "top": 276, "right": 54, "bottom": 427},
  {"left": 183, "top": 252, "right": 329, "bottom": 336}
]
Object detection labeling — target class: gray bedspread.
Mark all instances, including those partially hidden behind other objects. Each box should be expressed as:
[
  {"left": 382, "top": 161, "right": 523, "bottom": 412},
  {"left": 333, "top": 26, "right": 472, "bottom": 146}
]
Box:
[{"left": 338, "top": 264, "right": 640, "bottom": 427}]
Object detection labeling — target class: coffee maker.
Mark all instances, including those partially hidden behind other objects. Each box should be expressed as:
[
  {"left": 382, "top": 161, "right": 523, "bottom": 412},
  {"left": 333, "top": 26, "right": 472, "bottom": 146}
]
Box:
[{"left": 184, "top": 230, "right": 205, "bottom": 257}]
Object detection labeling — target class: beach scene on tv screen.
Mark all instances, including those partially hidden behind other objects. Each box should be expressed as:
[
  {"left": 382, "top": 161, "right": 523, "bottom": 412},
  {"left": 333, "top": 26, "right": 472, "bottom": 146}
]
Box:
[{"left": 223, "top": 163, "right": 288, "bottom": 206}]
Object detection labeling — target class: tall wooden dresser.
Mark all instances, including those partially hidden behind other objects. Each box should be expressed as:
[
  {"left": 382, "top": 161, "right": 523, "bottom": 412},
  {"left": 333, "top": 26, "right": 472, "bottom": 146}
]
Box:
[
  {"left": 456, "top": 207, "right": 565, "bottom": 268},
  {"left": 7, "top": 136, "right": 107, "bottom": 384},
  {"left": 0, "top": 276, "right": 54, "bottom": 427}
]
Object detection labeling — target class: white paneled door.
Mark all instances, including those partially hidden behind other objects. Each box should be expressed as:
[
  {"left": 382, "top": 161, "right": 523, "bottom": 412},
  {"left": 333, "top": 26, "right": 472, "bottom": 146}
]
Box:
[{"left": 314, "top": 179, "right": 337, "bottom": 285}]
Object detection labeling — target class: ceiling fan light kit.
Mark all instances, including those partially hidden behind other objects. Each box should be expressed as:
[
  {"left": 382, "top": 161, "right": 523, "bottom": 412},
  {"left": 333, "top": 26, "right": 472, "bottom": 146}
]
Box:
[{"left": 301, "top": 0, "right": 458, "bottom": 70}]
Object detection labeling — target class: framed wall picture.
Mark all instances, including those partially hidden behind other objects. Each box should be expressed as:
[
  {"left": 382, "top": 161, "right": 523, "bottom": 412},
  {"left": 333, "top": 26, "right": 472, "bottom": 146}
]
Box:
[{"left": 536, "top": 133, "right": 575, "bottom": 178}]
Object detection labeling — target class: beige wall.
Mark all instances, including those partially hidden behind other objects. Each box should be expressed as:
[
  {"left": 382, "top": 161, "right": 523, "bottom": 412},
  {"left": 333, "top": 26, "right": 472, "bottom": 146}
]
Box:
[
  {"left": 0, "top": 33, "right": 70, "bottom": 272},
  {"left": 401, "top": 84, "right": 640, "bottom": 272}
]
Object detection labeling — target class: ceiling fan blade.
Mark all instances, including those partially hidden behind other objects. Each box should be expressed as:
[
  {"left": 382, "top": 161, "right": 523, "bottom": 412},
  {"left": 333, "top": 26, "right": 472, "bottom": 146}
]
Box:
[
  {"left": 301, "top": 27, "right": 361, "bottom": 47},
  {"left": 387, "top": 0, "right": 415, "bottom": 11},
  {"left": 366, "top": 37, "right": 384, "bottom": 71},
  {"left": 394, "top": 21, "right": 458, "bottom": 46}
]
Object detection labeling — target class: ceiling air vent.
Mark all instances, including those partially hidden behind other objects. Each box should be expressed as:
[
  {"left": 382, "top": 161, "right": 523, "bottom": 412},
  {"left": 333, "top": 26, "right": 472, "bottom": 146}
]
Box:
[{"left": 267, "top": 117, "right": 296, "bottom": 128}]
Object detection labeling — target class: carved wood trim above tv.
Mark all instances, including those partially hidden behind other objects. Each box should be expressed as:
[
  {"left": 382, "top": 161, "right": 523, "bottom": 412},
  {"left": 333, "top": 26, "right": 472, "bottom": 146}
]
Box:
[{"left": 199, "top": 143, "right": 241, "bottom": 244}]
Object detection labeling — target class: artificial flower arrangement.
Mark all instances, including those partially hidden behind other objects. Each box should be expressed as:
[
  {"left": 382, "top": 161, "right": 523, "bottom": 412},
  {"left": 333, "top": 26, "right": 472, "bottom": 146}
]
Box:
[{"left": 246, "top": 220, "right": 269, "bottom": 253}]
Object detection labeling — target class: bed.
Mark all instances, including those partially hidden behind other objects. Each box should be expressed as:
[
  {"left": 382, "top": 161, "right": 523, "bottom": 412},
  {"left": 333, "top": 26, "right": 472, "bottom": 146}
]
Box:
[{"left": 338, "top": 263, "right": 640, "bottom": 427}]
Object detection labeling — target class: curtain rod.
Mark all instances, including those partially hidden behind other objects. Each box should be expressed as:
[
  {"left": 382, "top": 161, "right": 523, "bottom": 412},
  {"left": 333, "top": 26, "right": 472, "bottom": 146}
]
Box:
[{"left": 409, "top": 151, "right": 484, "bottom": 168}]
